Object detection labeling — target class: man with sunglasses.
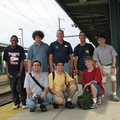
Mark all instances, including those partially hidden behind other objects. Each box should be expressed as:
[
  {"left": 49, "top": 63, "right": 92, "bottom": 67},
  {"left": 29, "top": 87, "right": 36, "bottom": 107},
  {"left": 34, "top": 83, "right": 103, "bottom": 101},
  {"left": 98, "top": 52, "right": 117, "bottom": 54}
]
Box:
[{"left": 24, "top": 60, "right": 53, "bottom": 112}]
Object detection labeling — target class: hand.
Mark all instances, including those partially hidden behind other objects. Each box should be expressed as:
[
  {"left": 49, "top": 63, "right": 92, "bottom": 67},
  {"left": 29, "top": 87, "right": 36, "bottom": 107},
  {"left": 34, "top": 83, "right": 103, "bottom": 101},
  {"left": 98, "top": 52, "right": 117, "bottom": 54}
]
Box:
[
  {"left": 75, "top": 68, "right": 80, "bottom": 75},
  {"left": 17, "top": 73, "right": 22, "bottom": 77},
  {"left": 70, "top": 68, "right": 74, "bottom": 74},
  {"left": 62, "top": 84, "right": 68, "bottom": 91},
  {"left": 50, "top": 68, "right": 54, "bottom": 73},
  {"left": 40, "top": 92, "right": 46, "bottom": 98},
  {"left": 83, "top": 83, "right": 90, "bottom": 91},
  {"left": 7, "top": 73, "right": 11, "bottom": 79},
  {"left": 56, "top": 92, "right": 62, "bottom": 97},
  {"left": 111, "top": 68, "right": 116, "bottom": 76},
  {"left": 29, "top": 95, "right": 35, "bottom": 100},
  {"left": 102, "top": 70, "right": 107, "bottom": 77}
]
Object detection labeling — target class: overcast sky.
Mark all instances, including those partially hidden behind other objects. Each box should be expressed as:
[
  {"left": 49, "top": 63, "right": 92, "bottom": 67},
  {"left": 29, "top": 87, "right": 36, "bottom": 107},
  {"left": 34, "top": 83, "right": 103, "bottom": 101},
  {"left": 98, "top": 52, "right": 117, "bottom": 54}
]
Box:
[{"left": 0, "top": 0, "right": 81, "bottom": 49}]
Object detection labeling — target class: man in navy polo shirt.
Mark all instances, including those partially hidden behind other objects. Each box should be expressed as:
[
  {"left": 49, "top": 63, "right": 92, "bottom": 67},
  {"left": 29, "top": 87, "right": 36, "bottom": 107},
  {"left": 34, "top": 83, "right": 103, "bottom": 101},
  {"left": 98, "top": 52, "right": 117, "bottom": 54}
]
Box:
[{"left": 48, "top": 29, "right": 73, "bottom": 74}]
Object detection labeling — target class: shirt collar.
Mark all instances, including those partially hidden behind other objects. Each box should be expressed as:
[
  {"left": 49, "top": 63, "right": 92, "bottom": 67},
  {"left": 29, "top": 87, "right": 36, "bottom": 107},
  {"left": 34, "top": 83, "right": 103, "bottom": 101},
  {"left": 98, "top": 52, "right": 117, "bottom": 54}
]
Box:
[
  {"left": 31, "top": 71, "right": 41, "bottom": 77},
  {"left": 34, "top": 41, "right": 43, "bottom": 46}
]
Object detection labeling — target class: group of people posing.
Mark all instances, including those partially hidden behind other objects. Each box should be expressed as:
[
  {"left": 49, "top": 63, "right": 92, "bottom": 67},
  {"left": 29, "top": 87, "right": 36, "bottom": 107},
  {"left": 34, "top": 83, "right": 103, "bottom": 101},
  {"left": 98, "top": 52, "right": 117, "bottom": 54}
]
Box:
[{"left": 3, "top": 29, "right": 119, "bottom": 112}]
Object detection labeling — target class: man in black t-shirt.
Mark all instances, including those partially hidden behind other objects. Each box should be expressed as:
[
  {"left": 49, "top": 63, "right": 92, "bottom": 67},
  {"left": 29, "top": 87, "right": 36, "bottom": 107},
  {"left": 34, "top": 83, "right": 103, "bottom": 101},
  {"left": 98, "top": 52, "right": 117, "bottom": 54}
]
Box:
[{"left": 3, "top": 35, "right": 27, "bottom": 109}]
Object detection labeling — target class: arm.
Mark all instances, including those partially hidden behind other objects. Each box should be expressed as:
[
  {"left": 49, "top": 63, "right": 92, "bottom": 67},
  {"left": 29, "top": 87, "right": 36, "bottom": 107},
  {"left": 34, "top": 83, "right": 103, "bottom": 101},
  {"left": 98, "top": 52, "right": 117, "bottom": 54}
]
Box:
[
  {"left": 5, "top": 61, "right": 11, "bottom": 79},
  {"left": 83, "top": 80, "right": 97, "bottom": 91},
  {"left": 111, "top": 56, "right": 116, "bottom": 76},
  {"left": 69, "top": 54, "right": 74, "bottom": 74},
  {"left": 50, "top": 88, "right": 63, "bottom": 97},
  {"left": 17, "top": 60, "right": 24, "bottom": 77},
  {"left": 69, "top": 80, "right": 76, "bottom": 85},
  {"left": 40, "top": 87, "right": 49, "bottom": 98},
  {"left": 28, "top": 59, "right": 32, "bottom": 73},
  {"left": 49, "top": 54, "right": 54, "bottom": 72},
  {"left": 74, "top": 56, "right": 79, "bottom": 75},
  {"left": 95, "top": 61, "right": 107, "bottom": 76},
  {"left": 26, "top": 88, "right": 35, "bottom": 100}
]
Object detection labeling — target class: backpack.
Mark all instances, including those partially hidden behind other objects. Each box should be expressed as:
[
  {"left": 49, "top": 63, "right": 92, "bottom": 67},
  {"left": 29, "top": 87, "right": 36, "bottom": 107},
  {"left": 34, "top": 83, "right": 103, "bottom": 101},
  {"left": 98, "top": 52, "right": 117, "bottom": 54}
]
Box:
[
  {"left": 77, "top": 91, "right": 93, "bottom": 110},
  {"left": 52, "top": 71, "right": 66, "bottom": 81},
  {"left": 52, "top": 71, "right": 69, "bottom": 87}
]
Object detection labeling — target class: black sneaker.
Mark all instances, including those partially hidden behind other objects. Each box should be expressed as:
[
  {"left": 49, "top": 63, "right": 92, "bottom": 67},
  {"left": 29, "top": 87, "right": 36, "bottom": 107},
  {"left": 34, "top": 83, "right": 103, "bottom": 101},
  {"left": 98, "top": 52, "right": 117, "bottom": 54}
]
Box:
[
  {"left": 53, "top": 103, "right": 59, "bottom": 109},
  {"left": 65, "top": 101, "right": 74, "bottom": 109},
  {"left": 40, "top": 104, "right": 47, "bottom": 112},
  {"left": 30, "top": 108, "right": 35, "bottom": 112}
]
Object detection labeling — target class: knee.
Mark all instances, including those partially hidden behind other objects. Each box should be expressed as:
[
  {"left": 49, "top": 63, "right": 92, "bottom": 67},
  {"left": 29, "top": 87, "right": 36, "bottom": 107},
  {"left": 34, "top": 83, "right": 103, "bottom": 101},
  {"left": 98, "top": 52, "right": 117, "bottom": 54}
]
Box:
[
  {"left": 56, "top": 98, "right": 64, "bottom": 104},
  {"left": 90, "top": 83, "right": 96, "bottom": 90},
  {"left": 26, "top": 98, "right": 36, "bottom": 108},
  {"left": 69, "top": 84, "right": 77, "bottom": 91}
]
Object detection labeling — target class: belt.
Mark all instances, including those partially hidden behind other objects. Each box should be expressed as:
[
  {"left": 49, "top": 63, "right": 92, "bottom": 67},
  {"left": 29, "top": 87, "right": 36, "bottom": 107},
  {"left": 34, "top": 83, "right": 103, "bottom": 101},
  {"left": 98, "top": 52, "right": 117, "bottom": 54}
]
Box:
[{"left": 102, "top": 64, "right": 112, "bottom": 66}]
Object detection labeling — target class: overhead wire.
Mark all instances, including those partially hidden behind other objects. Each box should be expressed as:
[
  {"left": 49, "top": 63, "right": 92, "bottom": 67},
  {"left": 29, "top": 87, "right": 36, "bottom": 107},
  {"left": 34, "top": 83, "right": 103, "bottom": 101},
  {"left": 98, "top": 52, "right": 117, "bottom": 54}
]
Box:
[
  {"left": 8, "top": 0, "right": 42, "bottom": 29},
  {"left": 0, "top": 2, "right": 37, "bottom": 30},
  {"left": 49, "top": 0, "right": 73, "bottom": 29},
  {"left": 24, "top": 0, "right": 56, "bottom": 40}
]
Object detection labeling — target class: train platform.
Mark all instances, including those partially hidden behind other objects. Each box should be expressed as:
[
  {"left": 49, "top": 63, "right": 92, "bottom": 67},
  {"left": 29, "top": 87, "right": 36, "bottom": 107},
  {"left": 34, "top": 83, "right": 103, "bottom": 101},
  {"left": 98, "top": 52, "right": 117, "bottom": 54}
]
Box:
[{"left": 0, "top": 80, "right": 120, "bottom": 120}]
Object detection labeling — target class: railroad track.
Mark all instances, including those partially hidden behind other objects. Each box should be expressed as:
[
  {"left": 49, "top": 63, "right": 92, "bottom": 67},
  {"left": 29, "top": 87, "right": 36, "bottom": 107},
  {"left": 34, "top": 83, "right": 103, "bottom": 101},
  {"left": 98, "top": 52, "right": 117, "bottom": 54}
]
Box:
[
  {"left": 0, "top": 77, "right": 12, "bottom": 106},
  {"left": 0, "top": 80, "right": 10, "bottom": 86},
  {"left": 0, "top": 91, "right": 12, "bottom": 107}
]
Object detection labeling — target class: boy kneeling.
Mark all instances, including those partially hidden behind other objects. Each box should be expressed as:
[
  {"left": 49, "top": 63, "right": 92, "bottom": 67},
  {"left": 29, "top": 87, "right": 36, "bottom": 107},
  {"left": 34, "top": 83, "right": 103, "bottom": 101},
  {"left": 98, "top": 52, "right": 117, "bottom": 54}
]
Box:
[
  {"left": 82, "top": 56, "right": 104, "bottom": 108},
  {"left": 48, "top": 59, "right": 77, "bottom": 109}
]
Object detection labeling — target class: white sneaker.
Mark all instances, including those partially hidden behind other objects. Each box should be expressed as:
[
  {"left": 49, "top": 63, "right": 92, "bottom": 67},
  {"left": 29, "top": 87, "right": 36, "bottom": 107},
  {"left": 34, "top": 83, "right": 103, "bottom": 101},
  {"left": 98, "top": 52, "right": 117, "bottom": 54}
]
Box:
[
  {"left": 12, "top": 104, "right": 20, "bottom": 109},
  {"left": 90, "top": 103, "right": 97, "bottom": 109},
  {"left": 97, "top": 96, "right": 104, "bottom": 104},
  {"left": 110, "top": 95, "right": 120, "bottom": 102},
  {"left": 22, "top": 105, "right": 28, "bottom": 109}
]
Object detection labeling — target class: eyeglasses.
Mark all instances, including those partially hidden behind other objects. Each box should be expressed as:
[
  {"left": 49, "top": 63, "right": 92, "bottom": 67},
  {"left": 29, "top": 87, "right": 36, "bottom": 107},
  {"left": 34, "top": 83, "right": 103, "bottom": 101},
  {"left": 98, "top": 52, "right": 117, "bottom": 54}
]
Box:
[{"left": 33, "top": 64, "right": 40, "bottom": 67}]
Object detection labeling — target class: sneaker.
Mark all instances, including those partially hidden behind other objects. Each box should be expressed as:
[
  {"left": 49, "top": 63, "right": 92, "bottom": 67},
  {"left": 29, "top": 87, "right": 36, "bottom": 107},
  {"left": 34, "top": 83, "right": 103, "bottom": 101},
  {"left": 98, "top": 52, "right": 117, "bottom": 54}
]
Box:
[
  {"left": 40, "top": 104, "right": 47, "bottom": 112},
  {"left": 90, "top": 103, "right": 98, "bottom": 109},
  {"left": 30, "top": 108, "right": 36, "bottom": 112},
  {"left": 65, "top": 101, "right": 74, "bottom": 109},
  {"left": 22, "top": 105, "right": 28, "bottom": 109},
  {"left": 53, "top": 103, "right": 59, "bottom": 109},
  {"left": 12, "top": 104, "right": 20, "bottom": 109},
  {"left": 110, "top": 95, "right": 120, "bottom": 102},
  {"left": 97, "top": 96, "right": 104, "bottom": 104}
]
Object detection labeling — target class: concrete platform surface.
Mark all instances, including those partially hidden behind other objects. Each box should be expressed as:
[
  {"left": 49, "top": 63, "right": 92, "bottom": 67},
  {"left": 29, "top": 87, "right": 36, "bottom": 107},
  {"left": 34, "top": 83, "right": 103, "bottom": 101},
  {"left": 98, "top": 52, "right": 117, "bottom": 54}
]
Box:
[{"left": 5, "top": 81, "right": 120, "bottom": 120}]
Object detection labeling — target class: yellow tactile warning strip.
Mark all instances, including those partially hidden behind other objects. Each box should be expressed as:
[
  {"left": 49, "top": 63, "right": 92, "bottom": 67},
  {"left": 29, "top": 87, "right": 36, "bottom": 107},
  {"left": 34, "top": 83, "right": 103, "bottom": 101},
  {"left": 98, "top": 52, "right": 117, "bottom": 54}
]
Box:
[{"left": 0, "top": 103, "right": 22, "bottom": 120}]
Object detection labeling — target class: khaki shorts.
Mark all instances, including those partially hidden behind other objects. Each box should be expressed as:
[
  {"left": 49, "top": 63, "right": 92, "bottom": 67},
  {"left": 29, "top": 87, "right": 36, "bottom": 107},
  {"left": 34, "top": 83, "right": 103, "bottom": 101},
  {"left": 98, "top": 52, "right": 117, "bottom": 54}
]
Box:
[
  {"left": 102, "top": 65, "right": 116, "bottom": 83},
  {"left": 77, "top": 71, "right": 83, "bottom": 84},
  {"left": 53, "top": 90, "right": 68, "bottom": 103}
]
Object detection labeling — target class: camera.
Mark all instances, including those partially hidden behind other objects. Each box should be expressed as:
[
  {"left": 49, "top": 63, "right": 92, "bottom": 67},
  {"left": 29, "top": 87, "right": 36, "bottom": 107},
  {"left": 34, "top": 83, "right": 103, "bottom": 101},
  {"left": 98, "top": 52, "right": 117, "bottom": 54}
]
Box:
[
  {"left": 10, "top": 75, "right": 13, "bottom": 79},
  {"left": 32, "top": 92, "right": 37, "bottom": 98}
]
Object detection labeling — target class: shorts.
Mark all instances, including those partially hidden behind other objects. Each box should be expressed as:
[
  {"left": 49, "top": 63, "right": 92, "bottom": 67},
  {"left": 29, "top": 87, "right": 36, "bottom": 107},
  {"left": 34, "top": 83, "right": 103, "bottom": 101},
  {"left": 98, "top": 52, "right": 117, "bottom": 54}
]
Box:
[
  {"left": 102, "top": 65, "right": 116, "bottom": 82},
  {"left": 53, "top": 90, "right": 68, "bottom": 103},
  {"left": 91, "top": 82, "right": 102, "bottom": 96}
]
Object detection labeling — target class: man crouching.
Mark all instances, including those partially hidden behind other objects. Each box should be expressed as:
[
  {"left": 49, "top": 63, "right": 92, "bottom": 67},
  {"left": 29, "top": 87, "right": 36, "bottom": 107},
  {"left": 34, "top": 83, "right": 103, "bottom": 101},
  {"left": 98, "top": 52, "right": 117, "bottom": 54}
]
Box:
[
  {"left": 48, "top": 59, "right": 77, "bottom": 109},
  {"left": 24, "top": 60, "right": 53, "bottom": 112}
]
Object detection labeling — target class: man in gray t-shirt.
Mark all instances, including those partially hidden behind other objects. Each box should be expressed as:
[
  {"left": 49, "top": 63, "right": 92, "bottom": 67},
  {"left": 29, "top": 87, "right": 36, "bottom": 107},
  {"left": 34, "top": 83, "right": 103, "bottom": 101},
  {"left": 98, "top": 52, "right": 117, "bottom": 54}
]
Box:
[
  {"left": 24, "top": 60, "right": 53, "bottom": 112},
  {"left": 93, "top": 34, "right": 119, "bottom": 102}
]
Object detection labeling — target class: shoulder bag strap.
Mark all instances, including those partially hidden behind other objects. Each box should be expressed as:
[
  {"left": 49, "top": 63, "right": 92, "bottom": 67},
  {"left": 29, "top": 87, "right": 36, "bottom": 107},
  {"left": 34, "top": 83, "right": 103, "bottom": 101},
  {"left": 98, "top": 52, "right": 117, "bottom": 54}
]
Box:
[{"left": 29, "top": 73, "right": 44, "bottom": 91}]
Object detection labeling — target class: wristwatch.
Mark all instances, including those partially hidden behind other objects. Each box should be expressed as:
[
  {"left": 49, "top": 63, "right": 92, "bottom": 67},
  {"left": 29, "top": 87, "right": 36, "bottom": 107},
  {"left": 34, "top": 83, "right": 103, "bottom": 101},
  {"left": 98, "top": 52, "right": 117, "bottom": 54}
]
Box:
[{"left": 112, "top": 66, "right": 115, "bottom": 69}]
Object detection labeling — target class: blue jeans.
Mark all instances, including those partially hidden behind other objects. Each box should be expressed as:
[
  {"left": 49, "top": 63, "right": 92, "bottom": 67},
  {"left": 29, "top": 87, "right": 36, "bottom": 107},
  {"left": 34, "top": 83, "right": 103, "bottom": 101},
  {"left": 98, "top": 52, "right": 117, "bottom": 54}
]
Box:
[
  {"left": 90, "top": 82, "right": 102, "bottom": 97},
  {"left": 26, "top": 92, "right": 53, "bottom": 109}
]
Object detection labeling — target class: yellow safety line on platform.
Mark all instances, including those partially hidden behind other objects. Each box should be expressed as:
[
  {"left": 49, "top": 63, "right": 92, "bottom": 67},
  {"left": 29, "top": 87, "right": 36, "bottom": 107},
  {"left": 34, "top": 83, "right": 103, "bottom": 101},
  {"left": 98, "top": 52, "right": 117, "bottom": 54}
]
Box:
[{"left": 0, "top": 103, "right": 22, "bottom": 120}]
